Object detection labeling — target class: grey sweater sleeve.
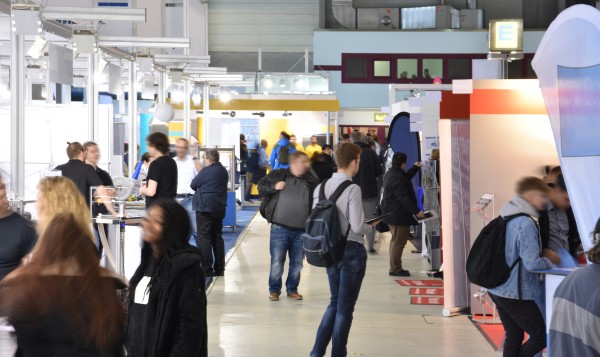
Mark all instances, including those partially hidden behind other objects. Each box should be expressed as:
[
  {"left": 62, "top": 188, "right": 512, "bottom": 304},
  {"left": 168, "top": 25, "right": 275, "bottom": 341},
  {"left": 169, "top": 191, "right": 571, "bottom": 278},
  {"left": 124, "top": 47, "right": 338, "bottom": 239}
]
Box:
[{"left": 347, "top": 185, "right": 373, "bottom": 236}]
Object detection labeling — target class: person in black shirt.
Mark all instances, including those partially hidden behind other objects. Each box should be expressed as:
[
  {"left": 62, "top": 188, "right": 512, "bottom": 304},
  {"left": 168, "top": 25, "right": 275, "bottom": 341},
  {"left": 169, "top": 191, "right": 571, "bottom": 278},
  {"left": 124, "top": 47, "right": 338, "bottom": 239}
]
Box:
[
  {"left": 0, "top": 180, "right": 37, "bottom": 281},
  {"left": 55, "top": 142, "right": 118, "bottom": 215},
  {"left": 140, "top": 133, "right": 178, "bottom": 208},
  {"left": 84, "top": 141, "right": 116, "bottom": 254},
  {"left": 127, "top": 198, "right": 207, "bottom": 357}
]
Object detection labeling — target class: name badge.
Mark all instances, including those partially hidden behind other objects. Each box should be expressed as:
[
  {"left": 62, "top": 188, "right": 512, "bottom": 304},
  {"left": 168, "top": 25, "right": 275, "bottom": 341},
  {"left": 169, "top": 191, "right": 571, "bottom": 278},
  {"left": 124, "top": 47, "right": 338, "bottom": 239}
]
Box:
[{"left": 134, "top": 276, "right": 152, "bottom": 305}]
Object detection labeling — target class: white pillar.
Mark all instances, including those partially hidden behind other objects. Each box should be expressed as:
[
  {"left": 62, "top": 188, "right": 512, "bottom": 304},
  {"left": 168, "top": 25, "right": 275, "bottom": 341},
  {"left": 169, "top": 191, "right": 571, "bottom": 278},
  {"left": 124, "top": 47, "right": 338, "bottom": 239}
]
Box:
[
  {"left": 183, "top": 79, "right": 191, "bottom": 140},
  {"left": 87, "top": 52, "right": 98, "bottom": 141},
  {"left": 10, "top": 33, "right": 25, "bottom": 197},
  {"left": 325, "top": 112, "right": 331, "bottom": 145},
  {"left": 333, "top": 112, "right": 339, "bottom": 146},
  {"left": 202, "top": 82, "right": 210, "bottom": 145},
  {"left": 128, "top": 61, "right": 138, "bottom": 174}
]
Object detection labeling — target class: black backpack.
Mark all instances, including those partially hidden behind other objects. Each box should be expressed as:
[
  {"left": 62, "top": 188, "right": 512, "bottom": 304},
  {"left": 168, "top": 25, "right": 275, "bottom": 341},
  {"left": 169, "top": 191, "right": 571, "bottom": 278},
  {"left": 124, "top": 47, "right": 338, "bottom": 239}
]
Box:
[
  {"left": 466, "top": 214, "right": 534, "bottom": 293},
  {"left": 278, "top": 145, "right": 290, "bottom": 165},
  {"left": 303, "top": 180, "right": 353, "bottom": 268}
]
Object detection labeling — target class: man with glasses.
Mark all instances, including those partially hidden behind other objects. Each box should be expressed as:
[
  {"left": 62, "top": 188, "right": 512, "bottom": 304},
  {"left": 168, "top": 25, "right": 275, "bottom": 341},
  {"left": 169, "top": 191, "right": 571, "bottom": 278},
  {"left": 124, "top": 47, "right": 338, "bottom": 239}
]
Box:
[{"left": 174, "top": 138, "right": 202, "bottom": 244}]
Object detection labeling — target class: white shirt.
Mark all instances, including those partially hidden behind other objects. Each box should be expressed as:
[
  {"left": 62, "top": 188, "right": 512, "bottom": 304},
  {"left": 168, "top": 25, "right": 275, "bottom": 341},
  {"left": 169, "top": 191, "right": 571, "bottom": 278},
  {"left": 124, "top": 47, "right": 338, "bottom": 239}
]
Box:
[{"left": 174, "top": 155, "right": 197, "bottom": 195}]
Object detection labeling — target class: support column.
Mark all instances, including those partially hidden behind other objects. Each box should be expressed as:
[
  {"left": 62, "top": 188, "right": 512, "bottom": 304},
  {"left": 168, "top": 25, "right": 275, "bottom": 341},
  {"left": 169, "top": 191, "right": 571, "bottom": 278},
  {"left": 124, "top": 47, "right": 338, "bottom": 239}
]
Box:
[
  {"left": 183, "top": 78, "right": 190, "bottom": 139},
  {"left": 325, "top": 111, "right": 331, "bottom": 145},
  {"left": 128, "top": 61, "right": 138, "bottom": 174},
  {"left": 87, "top": 52, "right": 99, "bottom": 141},
  {"left": 333, "top": 111, "right": 339, "bottom": 146},
  {"left": 202, "top": 82, "right": 210, "bottom": 145},
  {"left": 10, "top": 33, "right": 25, "bottom": 197},
  {"left": 158, "top": 71, "right": 167, "bottom": 103}
]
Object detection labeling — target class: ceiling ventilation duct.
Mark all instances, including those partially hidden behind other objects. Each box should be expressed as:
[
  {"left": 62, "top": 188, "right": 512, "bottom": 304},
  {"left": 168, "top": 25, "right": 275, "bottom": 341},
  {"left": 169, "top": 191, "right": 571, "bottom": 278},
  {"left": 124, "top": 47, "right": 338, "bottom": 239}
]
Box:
[
  {"left": 352, "top": 0, "right": 442, "bottom": 8},
  {"left": 332, "top": 0, "right": 356, "bottom": 29}
]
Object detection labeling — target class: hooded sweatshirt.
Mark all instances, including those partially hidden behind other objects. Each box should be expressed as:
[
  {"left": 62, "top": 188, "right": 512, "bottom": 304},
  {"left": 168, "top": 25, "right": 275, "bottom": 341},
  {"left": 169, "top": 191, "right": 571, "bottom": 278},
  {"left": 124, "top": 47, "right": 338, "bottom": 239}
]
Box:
[
  {"left": 488, "top": 195, "right": 553, "bottom": 300},
  {"left": 269, "top": 138, "right": 296, "bottom": 170}
]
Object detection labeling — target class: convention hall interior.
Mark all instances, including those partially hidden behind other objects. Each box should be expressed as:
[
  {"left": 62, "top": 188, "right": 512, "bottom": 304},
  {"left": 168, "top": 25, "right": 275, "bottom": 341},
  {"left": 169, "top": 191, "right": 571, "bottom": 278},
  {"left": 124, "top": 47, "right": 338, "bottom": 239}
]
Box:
[{"left": 1, "top": 0, "right": 600, "bottom": 356}]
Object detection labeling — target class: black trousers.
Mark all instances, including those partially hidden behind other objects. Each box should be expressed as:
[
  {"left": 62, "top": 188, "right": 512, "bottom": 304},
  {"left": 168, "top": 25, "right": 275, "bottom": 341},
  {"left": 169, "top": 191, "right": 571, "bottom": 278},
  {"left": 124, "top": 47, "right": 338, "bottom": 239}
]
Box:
[
  {"left": 196, "top": 211, "right": 226, "bottom": 277},
  {"left": 489, "top": 293, "right": 546, "bottom": 357}
]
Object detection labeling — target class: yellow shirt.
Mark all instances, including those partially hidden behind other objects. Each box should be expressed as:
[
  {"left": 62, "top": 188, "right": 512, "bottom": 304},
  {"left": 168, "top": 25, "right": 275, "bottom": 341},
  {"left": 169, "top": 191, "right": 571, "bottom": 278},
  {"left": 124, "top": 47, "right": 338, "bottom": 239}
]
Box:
[
  {"left": 305, "top": 144, "right": 322, "bottom": 158},
  {"left": 292, "top": 144, "right": 304, "bottom": 153}
]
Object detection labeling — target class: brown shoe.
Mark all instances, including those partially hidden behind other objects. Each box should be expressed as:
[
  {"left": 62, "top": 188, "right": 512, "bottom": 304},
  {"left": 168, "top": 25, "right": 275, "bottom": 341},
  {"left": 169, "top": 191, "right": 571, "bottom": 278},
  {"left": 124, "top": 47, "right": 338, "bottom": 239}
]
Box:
[
  {"left": 287, "top": 292, "right": 303, "bottom": 300},
  {"left": 269, "top": 292, "right": 280, "bottom": 301}
]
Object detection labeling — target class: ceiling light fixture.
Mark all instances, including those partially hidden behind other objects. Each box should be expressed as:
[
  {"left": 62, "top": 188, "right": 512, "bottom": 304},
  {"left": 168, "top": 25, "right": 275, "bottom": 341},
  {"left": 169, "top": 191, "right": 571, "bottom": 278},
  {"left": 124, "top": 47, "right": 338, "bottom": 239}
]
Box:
[
  {"left": 27, "top": 36, "right": 47, "bottom": 59},
  {"left": 264, "top": 77, "right": 273, "bottom": 89},
  {"left": 219, "top": 90, "right": 231, "bottom": 103}
]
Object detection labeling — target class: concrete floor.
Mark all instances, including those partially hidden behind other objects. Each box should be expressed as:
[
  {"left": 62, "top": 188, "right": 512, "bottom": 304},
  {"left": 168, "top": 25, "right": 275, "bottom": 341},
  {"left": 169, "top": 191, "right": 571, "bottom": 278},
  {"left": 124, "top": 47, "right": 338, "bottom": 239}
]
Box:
[{"left": 207, "top": 215, "right": 498, "bottom": 357}]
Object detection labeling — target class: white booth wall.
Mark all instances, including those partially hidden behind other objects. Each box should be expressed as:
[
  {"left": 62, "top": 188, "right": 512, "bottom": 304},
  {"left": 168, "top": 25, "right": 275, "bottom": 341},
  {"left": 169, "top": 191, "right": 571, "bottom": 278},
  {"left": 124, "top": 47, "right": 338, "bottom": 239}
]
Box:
[
  {"left": 0, "top": 104, "right": 113, "bottom": 210},
  {"left": 469, "top": 113, "right": 559, "bottom": 312}
]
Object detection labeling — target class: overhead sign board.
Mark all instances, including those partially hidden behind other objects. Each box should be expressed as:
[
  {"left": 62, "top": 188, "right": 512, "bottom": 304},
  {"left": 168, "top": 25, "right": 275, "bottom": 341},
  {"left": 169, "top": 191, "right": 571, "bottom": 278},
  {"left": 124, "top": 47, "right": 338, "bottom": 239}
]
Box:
[{"left": 489, "top": 19, "right": 523, "bottom": 52}]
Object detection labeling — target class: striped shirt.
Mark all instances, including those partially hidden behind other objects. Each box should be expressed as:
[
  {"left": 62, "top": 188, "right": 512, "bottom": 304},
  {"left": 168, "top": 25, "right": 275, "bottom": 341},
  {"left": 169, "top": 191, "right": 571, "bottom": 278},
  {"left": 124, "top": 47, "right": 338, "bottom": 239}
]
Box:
[{"left": 550, "top": 264, "right": 600, "bottom": 356}]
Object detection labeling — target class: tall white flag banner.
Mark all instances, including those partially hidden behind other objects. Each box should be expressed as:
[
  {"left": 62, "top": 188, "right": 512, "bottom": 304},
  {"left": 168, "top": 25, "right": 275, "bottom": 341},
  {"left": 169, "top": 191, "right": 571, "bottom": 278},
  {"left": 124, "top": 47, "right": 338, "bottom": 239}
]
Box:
[{"left": 532, "top": 4, "right": 600, "bottom": 250}]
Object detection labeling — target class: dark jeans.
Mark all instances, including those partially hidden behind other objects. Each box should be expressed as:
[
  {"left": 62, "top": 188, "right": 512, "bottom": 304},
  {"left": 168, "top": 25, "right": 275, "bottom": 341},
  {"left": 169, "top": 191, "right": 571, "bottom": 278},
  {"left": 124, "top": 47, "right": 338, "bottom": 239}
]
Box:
[
  {"left": 196, "top": 211, "right": 226, "bottom": 277},
  {"left": 268, "top": 224, "right": 304, "bottom": 294},
  {"left": 489, "top": 293, "right": 546, "bottom": 357},
  {"left": 311, "top": 242, "right": 367, "bottom": 357}
]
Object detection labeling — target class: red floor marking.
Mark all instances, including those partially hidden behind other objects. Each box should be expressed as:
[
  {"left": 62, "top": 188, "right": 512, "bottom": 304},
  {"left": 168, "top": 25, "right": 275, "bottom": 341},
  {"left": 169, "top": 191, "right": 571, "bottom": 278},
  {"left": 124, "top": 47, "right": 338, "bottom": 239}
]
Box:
[
  {"left": 410, "top": 296, "right": 444, "bottom": 305},
  {"left": 395, "top": 279, "right": 444, "bottom": 287},
  {"left": 409, "top": 288, "right": 444, "bottom": 296}
]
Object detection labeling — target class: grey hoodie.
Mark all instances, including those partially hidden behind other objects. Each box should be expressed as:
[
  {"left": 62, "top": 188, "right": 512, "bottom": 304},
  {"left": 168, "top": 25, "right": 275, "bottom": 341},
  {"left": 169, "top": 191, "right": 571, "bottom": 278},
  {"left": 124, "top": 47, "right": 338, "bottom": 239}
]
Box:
[{"left": 500, "top": 195, "right": 540, "bottom": 219}]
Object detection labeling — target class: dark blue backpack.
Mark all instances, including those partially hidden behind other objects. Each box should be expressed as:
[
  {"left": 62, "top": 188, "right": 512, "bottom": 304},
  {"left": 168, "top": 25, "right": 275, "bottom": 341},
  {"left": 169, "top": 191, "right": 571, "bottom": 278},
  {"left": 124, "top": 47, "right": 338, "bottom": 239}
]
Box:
[{"left": 303, "top": 180, "right": 353, "bottom": 267}]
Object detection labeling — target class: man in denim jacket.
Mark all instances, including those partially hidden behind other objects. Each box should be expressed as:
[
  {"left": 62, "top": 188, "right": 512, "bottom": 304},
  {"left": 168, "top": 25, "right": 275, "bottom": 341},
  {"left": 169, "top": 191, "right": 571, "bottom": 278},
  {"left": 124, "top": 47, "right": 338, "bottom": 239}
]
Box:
[{"left": 488, "top": 177, "right": 560, "bottom": 357}]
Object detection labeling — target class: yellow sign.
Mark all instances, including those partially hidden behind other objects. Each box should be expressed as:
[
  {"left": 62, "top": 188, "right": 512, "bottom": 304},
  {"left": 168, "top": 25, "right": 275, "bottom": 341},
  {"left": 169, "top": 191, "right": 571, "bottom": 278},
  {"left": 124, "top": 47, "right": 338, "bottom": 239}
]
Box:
[{"left": 374, "top": 113, "right": 387, "bottom": 122}]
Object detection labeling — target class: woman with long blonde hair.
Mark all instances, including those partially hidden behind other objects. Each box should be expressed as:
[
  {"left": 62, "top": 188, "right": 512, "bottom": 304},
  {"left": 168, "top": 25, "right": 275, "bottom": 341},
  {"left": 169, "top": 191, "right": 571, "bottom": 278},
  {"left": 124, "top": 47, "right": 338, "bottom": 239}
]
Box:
[{"left": 35, "top": 176, "right": 94, "bottom": 242}]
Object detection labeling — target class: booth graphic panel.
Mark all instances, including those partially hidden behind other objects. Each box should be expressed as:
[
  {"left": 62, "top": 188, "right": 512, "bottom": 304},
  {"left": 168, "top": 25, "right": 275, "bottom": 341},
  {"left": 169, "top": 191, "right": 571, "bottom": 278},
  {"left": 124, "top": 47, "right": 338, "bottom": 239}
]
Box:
[{"left": 558, "top": 64, "right": 600, "bottom": 157}]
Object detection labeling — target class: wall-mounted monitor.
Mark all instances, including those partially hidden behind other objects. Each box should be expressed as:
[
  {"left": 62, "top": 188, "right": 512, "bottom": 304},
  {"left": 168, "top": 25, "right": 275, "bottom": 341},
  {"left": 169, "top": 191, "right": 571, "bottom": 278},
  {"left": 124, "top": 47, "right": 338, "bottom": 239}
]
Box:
[{"left": 489, "top": 19, "right": 523, "bottom": 52}]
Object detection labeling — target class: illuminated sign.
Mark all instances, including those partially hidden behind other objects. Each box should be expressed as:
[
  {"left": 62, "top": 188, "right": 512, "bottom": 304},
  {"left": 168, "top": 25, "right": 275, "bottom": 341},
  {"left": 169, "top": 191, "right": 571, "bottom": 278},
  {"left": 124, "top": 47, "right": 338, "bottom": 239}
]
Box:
[{"left": 489, "top": 19, "right": 523, "bottom": 52}]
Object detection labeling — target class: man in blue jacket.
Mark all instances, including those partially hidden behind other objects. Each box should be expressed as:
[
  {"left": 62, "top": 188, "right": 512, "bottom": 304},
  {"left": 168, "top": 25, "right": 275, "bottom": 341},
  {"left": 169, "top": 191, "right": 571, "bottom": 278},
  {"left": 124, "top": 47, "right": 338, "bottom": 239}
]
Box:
[
  {"left": 487, "top": 177, "right": 560, "bottom": 357},
  {"left": 191, "top": 149, "right": 229, "bottom": 278},
  {"left": 269, "top": 131, "right": 296, "bottom": 170}
]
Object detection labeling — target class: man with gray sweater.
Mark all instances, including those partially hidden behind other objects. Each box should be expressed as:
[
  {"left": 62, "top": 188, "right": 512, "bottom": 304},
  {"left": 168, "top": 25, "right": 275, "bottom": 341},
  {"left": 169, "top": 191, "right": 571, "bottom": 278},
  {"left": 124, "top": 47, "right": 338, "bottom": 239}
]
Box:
[
  {"left": 258, "top": 151, "right": 319, "bottom": 302},
  {"left": 310, "top": 142, "right": 378, "bottom": 357}
]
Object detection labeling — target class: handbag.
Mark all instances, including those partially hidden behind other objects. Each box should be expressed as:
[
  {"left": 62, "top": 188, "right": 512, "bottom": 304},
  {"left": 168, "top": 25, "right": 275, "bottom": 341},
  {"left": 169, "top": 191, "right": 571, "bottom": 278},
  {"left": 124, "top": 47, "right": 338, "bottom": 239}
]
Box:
[{"left": 374, "top": 205, "right": 390, "bottom": 233}]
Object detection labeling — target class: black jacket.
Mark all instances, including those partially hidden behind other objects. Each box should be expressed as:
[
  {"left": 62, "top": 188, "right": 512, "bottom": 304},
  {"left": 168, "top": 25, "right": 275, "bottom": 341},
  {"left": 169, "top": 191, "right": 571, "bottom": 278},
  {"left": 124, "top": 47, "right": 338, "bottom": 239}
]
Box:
[
  {"left": 191, "top": 162, "right": 229, "bottom": 213},
  {"left": 257, "top": 168, "right": 319, "bottom": 223},
  {"left": 353, "top": 142, "right": 382, "bottom": 199},
  {"left": 539, "top": 207, "right": 581, "bottom": 257},
  {"left": 127, "top": 248, "right": 207, "bottom": 357},
  {"left": 381, "top": 165, "right": 421, "bottom": 226}
]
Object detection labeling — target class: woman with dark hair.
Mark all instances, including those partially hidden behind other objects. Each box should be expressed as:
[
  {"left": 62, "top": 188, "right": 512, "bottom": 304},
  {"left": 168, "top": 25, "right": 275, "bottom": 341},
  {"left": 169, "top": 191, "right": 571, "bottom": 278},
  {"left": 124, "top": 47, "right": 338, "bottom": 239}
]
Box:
[
  {"left": 126, "top": 198, "right": 207, "bottom": 357},
  {"left": 310, "top": 152, "right": 334, "bottom": 182},
  {"left": 0, "top": 213, "right": 125, "bottom": 356},
  {"left": 550, "top": 217, "right": 600, "bottom": 356}
]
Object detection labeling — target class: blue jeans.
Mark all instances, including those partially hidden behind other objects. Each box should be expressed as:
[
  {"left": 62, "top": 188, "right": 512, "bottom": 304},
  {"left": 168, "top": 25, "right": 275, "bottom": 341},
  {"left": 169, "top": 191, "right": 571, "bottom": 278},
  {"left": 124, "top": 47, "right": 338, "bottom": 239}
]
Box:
[
  {"left": 311, "top": 242, "right": 367, "bottom": 357},
  {"left": 177, "top": 196, "right": 197, "bottom": 243},
  {"left": 269, "top": 224, "right": 304, "bottom": 294}
]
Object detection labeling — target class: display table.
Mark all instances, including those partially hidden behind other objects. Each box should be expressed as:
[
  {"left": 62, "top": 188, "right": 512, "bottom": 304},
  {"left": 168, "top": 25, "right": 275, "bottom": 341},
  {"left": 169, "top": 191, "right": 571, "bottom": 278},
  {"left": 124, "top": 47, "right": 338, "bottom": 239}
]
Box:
[{"left": 94, "top": 213, "right": 144, "bottom": 280}]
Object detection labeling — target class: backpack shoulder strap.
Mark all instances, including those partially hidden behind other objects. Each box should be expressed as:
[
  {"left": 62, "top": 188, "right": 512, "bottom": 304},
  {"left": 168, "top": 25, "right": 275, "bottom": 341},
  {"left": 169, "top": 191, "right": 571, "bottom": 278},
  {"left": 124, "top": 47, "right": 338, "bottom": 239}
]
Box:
[
  {"left": 319, "top": 179, "right": 329, "bottom": 202},
  {"left": 329, "top": 180, "right": 353, "bottom": 203}
]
